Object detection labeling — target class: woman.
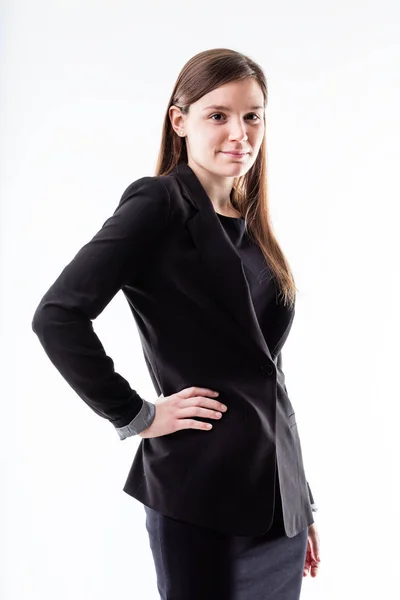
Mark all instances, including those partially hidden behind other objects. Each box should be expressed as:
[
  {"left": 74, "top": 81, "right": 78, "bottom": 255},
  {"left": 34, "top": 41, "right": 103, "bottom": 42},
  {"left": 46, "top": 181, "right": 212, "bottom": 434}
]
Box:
[{"left": 32, "top": 48, "right": 321, "bottom": 598}]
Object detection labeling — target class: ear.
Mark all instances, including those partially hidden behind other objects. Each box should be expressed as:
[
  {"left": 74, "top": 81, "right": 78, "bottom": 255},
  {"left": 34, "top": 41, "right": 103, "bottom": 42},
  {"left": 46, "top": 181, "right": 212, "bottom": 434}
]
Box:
[{"left": 169, "top": 104, "right": 185, "bottom": 136}]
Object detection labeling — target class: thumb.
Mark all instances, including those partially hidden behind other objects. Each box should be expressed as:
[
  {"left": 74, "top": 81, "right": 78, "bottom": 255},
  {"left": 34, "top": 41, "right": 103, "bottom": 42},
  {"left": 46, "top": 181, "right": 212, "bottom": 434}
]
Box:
[{"left": 309, "top": 532, "right": 320, "bottom": 563}]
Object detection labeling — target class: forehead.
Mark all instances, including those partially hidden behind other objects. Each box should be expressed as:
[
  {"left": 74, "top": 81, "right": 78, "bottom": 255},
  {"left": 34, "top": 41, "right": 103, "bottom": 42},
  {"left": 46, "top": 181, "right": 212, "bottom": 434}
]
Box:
[{"left": 194, "top": 79, "right": 265, "bottom": 111}]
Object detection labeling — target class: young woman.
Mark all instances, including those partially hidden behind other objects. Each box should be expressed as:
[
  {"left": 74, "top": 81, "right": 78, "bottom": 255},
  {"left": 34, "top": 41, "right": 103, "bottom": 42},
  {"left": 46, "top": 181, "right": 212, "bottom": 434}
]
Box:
[{"left": 32, "top": 48, "right": 321, "bottom": 599}]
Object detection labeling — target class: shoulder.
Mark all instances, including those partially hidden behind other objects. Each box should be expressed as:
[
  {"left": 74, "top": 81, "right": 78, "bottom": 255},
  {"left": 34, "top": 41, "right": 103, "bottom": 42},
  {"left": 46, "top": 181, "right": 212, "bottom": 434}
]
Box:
[
  {"left": 116, "top": 176, "right": 171, "bottom": 225},
  {"left": 119, "top": 176, "right": 170, "bottom": 206},
  {"left": 117, "top": 171, "right": 191, "bottom": 228}
]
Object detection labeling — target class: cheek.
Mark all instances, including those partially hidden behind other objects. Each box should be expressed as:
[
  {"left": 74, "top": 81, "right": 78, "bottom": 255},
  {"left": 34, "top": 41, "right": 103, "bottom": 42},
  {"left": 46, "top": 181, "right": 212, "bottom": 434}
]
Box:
[
  {"left": 190, "top": 129, "right": 220, "bottom": 149},
  {"left": 206, "top": 128, "right": 224, "bottom": 143},
  {"left": 252, "top": 130, "right": 264, "bottom": 148}
]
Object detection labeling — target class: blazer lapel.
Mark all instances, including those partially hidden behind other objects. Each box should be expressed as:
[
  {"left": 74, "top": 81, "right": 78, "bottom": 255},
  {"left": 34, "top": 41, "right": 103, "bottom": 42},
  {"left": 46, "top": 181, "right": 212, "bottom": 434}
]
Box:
[{"left": 171, "top": 161, "right": 273, "bottom": 363}]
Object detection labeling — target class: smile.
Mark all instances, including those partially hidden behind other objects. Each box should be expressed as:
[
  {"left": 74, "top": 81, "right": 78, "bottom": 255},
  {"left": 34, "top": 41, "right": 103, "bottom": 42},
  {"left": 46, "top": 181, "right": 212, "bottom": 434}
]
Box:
[{"left": 221, "top": 152, "right": 249, "bottom": 157}]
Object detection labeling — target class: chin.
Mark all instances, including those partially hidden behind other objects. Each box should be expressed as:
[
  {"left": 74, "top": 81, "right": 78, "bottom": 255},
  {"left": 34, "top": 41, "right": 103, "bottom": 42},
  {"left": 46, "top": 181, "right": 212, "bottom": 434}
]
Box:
[{"left": 219, "top": 159, "right": 249, "bottom": 175}]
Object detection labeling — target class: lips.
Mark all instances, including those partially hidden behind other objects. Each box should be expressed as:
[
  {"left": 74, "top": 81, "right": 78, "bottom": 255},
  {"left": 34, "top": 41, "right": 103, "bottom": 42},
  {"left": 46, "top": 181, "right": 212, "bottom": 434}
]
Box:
[{"left": 221, "top": 151, "right": 249, "bottom": 155}]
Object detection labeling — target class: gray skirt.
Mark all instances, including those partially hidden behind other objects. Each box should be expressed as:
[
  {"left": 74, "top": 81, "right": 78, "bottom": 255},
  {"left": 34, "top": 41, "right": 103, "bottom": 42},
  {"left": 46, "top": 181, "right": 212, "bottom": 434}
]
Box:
[{"left": 143, "top": 468, "right": 308, "bottom": 600}]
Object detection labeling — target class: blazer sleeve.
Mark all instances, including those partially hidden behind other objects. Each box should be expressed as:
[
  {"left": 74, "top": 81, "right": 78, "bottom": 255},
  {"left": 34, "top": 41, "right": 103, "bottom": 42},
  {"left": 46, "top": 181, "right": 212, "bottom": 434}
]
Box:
[
  {"left": 307, "top": 481, "right": 318, "bottom": 513},
  {"left": 31, "top": 176, "right": 170, "bottom": 440},
  {"left": 277, "top": 352, "right": 318, "bottom": 513}
]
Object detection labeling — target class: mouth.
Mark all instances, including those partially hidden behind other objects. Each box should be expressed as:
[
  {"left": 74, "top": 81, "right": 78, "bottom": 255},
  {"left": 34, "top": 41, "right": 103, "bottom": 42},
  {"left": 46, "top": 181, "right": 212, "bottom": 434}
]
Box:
[{"left": 221, "top": 151, "right": 249, "bottom": 157}]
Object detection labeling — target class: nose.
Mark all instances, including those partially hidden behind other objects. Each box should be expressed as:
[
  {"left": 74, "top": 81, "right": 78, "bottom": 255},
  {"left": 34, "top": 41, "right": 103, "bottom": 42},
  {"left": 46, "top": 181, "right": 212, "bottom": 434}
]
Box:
[{"left": 228, "top": 119, "right": 249, "bottom": 143}]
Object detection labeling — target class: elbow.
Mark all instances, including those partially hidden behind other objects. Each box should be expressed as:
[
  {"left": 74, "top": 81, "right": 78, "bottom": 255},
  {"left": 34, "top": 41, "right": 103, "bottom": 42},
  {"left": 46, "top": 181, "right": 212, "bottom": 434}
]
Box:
[
  {"left": 32, "top": 301, "right": 87, "bottom": 340},
  {"left": 31, "top": 304, "right": 46, "bottom": 337},
  {"left": 31, "top": 300, "right": 56, "bottom": 337}
]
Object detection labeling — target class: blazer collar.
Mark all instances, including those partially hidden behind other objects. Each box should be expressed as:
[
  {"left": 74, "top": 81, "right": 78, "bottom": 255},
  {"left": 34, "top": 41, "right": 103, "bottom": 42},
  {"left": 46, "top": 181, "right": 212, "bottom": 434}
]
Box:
[{"left": 170, "top": 161, "right": 274, "bottom": 363}]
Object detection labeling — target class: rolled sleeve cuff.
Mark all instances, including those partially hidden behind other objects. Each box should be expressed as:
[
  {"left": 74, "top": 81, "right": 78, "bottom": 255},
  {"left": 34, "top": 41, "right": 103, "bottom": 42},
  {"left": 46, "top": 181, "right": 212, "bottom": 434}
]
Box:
[{"left": 115, "top": 399, "right": 156, "bottom": 440}]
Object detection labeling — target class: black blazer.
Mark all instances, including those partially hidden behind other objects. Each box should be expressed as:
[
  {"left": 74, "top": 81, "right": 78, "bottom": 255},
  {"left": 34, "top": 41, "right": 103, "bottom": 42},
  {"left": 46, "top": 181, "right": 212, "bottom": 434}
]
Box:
[{"left": 32, "top": 161, "right": 316, "bottom": 538}]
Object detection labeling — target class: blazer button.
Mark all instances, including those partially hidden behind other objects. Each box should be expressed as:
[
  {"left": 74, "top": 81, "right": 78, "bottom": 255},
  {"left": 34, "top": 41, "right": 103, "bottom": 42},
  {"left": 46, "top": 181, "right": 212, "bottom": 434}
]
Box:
[{"left": 260, "top": 364, "right": 274, "bottom": 377}]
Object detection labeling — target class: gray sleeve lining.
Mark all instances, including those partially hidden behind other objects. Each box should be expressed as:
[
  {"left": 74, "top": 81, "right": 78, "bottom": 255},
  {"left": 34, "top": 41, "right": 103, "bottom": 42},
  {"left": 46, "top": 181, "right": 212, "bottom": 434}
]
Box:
[{"left": 115, "top": 399, "right": 156, "bottom": 440}]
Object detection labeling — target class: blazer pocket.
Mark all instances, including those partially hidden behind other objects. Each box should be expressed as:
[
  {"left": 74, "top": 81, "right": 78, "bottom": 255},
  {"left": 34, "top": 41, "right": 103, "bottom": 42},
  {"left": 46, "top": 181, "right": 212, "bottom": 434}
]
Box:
[{"left": 288, "top": 411, "right": 297, "bottom": 427}]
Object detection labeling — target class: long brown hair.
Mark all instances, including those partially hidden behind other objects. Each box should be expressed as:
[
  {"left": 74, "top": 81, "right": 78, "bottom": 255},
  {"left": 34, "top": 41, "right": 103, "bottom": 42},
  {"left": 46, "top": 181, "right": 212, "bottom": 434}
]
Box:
[{"left": 154, "top": 48, "right": 297, "bottom": 308}]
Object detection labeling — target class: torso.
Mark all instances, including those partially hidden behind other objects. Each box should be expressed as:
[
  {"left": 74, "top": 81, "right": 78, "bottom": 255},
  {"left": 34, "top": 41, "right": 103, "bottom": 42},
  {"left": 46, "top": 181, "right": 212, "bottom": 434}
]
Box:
[{"left": 214, "top": 209, "right": 242, "bottom": 218}]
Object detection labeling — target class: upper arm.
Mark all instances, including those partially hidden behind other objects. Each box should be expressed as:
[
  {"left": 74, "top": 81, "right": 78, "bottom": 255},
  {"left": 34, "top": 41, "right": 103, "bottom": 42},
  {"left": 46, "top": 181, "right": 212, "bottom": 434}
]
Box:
[{"left": 32, "top": 176, "right": 170, "bottom": 323}]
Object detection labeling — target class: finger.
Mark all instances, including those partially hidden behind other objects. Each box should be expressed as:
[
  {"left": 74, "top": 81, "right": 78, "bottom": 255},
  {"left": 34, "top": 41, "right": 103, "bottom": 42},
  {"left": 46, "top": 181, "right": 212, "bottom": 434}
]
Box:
[
  {"left": 179, "top": 386, "right": 219, "bottom": 398},
  {"left": 310, "top": 561, "right": 320, "bottom": 577},
  {"left": 178, "top": 406, "right": 224, "bottom": 420},
  {"left": 309, "top": 533, "right": 320, "bottom": 563},
  {"left": 175, "top": 418, "right": 213, "bottom": 431},
  {"left": 315, "top": 538, "right": 321, "bottom": 562},
  {"left": 179, "top": 395, "right": 227, "bottom": 412},
  {"left": 303, "top": 549, "right": 311, "bottom": 577}
]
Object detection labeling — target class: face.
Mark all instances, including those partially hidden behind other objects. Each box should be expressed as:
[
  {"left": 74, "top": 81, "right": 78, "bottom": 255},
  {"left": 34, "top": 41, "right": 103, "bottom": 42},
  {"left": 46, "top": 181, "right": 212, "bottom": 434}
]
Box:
[{"left": 170, "top": 78, "right": 265, "bottom": 179}]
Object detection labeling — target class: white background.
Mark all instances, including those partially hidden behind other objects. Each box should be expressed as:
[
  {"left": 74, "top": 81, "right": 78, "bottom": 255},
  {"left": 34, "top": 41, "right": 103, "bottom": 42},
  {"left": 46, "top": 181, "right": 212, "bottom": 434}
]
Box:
[{"left": 1, "top": 1, "right": 399, "bottom": 598}]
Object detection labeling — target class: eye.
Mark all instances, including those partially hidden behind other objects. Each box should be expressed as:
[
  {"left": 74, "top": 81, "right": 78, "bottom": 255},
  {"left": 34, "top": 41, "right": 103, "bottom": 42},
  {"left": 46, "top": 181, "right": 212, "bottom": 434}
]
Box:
[
  {"left": 209, "top": 113, "right": 261, "bottom": 122},
  {"left": 210, "top": 113, "right": 225, "bottom": 121},
  {"left": 246, "top": 113, "right": 261, "bottom": 121}
]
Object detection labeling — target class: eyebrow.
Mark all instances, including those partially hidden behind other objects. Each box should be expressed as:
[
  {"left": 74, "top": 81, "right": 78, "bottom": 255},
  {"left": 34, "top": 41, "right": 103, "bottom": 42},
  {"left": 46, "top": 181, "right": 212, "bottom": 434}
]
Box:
[{"left": 202, "top": 104, "right": 265, "bottom": 111}]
